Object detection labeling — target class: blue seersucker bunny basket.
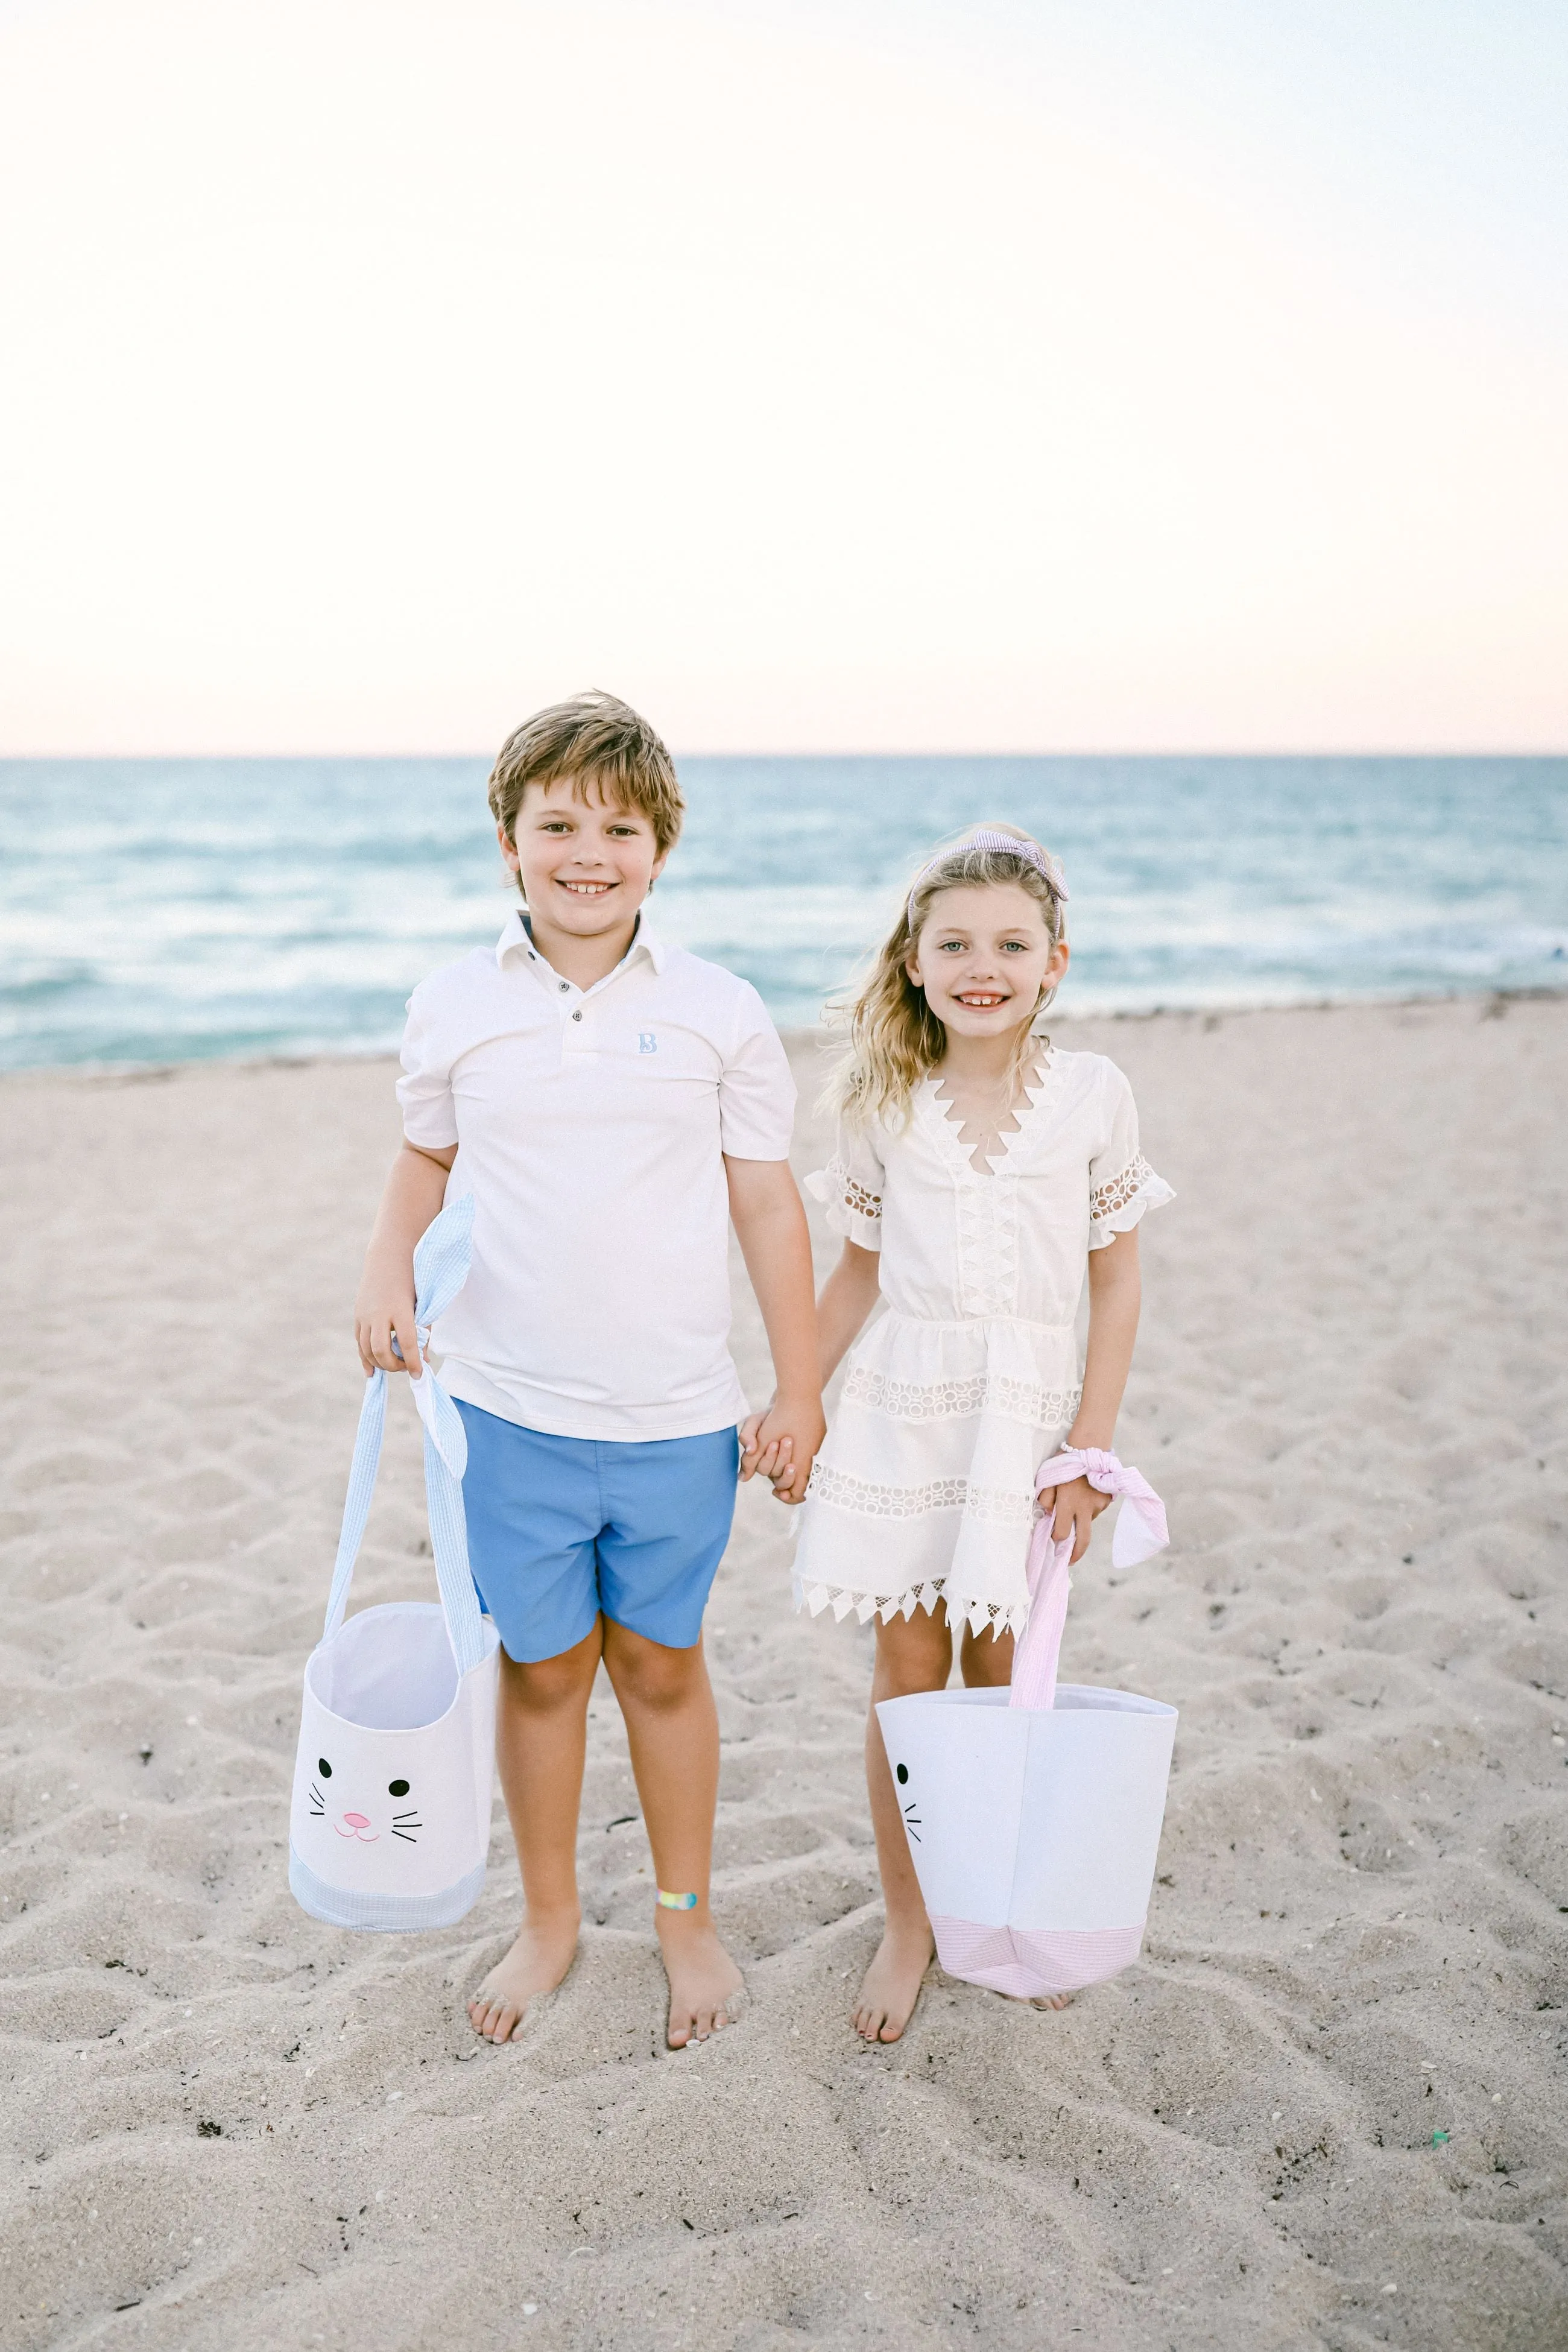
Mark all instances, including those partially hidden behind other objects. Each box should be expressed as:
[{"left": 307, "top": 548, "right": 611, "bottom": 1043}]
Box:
[{"left": 288, "top": 1196, "right": 501, "bottom": 1932}]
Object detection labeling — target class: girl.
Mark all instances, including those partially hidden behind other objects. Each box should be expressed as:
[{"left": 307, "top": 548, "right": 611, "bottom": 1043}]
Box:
[{"left": 792, "top": 824, "right": 1172, "bottom": 2043}]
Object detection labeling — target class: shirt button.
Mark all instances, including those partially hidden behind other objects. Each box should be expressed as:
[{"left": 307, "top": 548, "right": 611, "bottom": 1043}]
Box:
[
  {"left": 572, "top": 1010, "right": 583, "bottom": 1022},
  {"left": 559, "top": 982, "right": 567, "bottom": 992}
]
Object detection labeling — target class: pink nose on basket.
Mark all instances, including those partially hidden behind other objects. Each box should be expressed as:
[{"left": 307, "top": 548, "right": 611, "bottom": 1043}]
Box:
[{"left": 343, "top": 1812, "right": 371, "bottom": 1830}]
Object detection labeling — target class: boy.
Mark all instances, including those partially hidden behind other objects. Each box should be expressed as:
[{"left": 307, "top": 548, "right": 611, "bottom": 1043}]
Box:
[{"left": 354, "top": 693, "right": 823, "bottom": 2047}]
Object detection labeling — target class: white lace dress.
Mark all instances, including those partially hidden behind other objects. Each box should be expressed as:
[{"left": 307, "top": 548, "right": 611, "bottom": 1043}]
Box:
[{"left": 793, "top": 1048, "right": 1172, "bottom": 1637}]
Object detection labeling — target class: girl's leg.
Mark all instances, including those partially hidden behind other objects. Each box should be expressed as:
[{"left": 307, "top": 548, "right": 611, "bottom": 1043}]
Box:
[
  {"left": 601, "top": 1621, "right": 745, "bottom": 2049},
  {"left": 855, "top": 1603, "right": 954, "bottom": 2043},
  {"left": 468, "top": 1623, "right": 602, "bottom": 2043},
  {"left": 958, "top": 1619, "right": 1013, "bottom": 1688}
]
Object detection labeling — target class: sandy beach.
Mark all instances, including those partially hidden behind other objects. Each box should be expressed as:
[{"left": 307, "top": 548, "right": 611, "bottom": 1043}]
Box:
[{"left": 2, "top": 994, "right": 1566, "bottom": 2351}]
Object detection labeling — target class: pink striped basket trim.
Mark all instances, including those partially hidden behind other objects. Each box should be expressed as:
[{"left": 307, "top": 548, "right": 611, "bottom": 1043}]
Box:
[{"left": 931, "top": 1917, "right": 1145, "bottom": 2000}]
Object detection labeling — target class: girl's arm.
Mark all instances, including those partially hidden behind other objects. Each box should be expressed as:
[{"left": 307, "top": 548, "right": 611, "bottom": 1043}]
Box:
[
  {"left": 736, "top": 1234, "right": 880, "bottom": 1500},
  {"left": 353, "top": 1141, "right": 457, "bottom": 1376},
  {"left": 1043, "top": 1225, "right": 1142, "bottom": 1561},
  {"left": 815, "top": 1238, "right": 882, "bottom": 1383}
]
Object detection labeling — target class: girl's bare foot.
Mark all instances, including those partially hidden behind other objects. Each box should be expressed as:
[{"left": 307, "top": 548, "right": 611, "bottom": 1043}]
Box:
[
  {"left": 1030, "top": 1991, "right": 1073, "bottom": 2011},
  {"left": 656, "top": 1911, "right": 744, "bottom": 2048},
  {"left": 853, "top": 1924, "right": 934, "bottom": 2042},
  {"left": 467, "top": 1909, "right": 580, "bottom": 2043}
]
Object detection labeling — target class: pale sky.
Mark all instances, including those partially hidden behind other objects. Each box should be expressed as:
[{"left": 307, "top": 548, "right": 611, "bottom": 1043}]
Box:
[{"left": 2, "top": 0, "right": 1564, "bottom": 753}]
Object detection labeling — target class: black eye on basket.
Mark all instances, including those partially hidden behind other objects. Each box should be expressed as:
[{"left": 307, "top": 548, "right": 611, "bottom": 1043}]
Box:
[
  {"left": 388, "top": 1779, "right": 409, "bottom": 1798},
  {"left": 318, "top": 1758, "right": 332, "bottom": 1778},
  {"left": 895, "top": 1763, "right": 908, "bottom": 1785}
]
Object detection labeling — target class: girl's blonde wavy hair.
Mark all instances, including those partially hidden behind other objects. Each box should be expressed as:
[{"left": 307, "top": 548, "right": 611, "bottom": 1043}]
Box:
[{"left": 827, "top": 823, "right": 1068, "bottom": 1128}]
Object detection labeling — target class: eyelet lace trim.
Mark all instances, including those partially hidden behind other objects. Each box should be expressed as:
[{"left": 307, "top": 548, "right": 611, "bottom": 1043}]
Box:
[
  {"left": 840, "top": 1171, "right": 881, "bottom": 1221},
  {"left": 1090, "top": 1152, "right": 1156, "bottom": 1223},
  {"left": 841, "top": 1365, "right": 1080, "bottom": 1428},
  {"left": 805, "top": 1462, "right": 1039, "bottom": 1527},
  {"left": 792, "top": 1570, "right": 1029, "bottom": 1639},
  {"left": 808, "top": 1157, "right": 882, "bottom": 1224}
]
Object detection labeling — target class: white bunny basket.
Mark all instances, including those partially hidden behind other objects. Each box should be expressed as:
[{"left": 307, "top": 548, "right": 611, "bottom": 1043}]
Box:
[
  {"left": 876, "top": 1449, "right": 1177, "bottom": 2002},
  {"left": 288, "top": 1195, "right": 501, "bottom": 1933}
]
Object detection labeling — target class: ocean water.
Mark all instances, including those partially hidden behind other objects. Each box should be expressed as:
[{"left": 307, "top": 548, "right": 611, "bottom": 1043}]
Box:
[{"left": 1, "top": 756, "right": 1563, "bottom": 1070}]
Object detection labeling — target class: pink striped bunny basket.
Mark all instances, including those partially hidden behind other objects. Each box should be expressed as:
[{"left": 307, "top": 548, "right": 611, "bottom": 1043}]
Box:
[{"left": 875, "top": 1448, "right": 1176, "bottom": 2003}]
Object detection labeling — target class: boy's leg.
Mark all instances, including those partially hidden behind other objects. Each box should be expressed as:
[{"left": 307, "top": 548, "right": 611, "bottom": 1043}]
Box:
[
  {"left": 600, "top": 1624, "right": 743, "bottom": 2047},
  {"left": 593, "top": 1426, "right": 742, "bottom": 2048},
  {"left": 856, "top": 1603, "right": 955, "bottom": 2044},
  {"left": 468, "top": 1625, "right": 601, "bottom": 2042},
  {"left": 455, "top": 1404, "right": 609, "bottom": 2044}
]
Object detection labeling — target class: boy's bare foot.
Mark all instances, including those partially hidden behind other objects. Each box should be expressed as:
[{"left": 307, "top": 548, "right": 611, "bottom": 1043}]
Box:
[
  {"left": 853, "top": 1924, "right": 934, "bottom": 2042},
  {"left": 467, "top": 1910, "right": 580, "bottom": 2043},
  {"left": 1030, "top": 1991, "right": 1073, "bottom": 2012},
  {"left": 656, "top": 1911, "right": 744, "bottom": 2049}
]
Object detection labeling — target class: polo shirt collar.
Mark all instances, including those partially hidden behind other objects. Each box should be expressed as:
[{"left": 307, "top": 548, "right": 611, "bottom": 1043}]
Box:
[{"left": 496, "top": 905, "right": 666, "bottom": 978}]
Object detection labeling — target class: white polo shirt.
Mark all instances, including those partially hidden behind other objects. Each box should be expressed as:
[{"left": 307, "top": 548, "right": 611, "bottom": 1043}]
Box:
[{"left": 396, "top": 908, "right": 797, "bottom": 1442}]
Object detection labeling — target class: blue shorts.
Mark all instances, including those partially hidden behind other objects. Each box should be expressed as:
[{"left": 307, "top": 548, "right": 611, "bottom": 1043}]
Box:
[{"left": 455, "top": 1403, "right": 740, "bottom": 1664}]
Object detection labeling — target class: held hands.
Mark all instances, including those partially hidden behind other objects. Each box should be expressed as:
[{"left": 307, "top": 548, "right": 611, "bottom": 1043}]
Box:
[
  {"left": 739, "top": 1391, "right": 827, "bottom": 1505},
  {"left": 1036, "top": 1472, "right": 1112, "bottom": 1564}
]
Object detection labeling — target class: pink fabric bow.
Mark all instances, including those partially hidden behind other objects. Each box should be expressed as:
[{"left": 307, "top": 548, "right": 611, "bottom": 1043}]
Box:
[
  {"left": 1009, "top": 1446, "right": 1169, "bottom": 1712},
  {"left": 1035, "top": 1445, "right": 1169, "bottom": 1567}
]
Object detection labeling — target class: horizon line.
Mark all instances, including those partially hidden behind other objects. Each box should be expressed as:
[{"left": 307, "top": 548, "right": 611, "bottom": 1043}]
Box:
[{"left": 3, "top": 744, "right": 1566, "bottom": 763}]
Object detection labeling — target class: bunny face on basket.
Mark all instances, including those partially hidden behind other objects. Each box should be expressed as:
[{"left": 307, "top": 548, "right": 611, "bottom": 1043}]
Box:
[
  {"left": 893, "top": 1758, "right": 923, "bottom": 1845},
  {"left": 306, "top": 1756, "right": 422, "bottom": 1847}
]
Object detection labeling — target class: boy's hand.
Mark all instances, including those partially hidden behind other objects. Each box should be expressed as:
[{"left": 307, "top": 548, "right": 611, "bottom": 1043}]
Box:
[
  {"left": 354, "top": 1282, "right": 423, "bottom": 1379},
  {"left": 739, "top": 1393, "right": 826, "bottom": 1505},
  {"left": 1036, "top": 1473, "right": 1111, "bottom": 1564}
]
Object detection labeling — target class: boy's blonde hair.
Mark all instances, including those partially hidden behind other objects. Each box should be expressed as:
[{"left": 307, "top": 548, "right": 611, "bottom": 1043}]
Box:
[
  {"left": 487, "top": 692, "right": 685, "bottom": 858},
  {"left": 830, "top": 823, "right": 1068, "bottom": 1127}
]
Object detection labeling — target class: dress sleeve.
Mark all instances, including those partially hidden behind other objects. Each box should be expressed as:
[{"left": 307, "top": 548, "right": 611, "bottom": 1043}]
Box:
[
  {"left": 1087, "top": 1064, "right": 1174, "bottom": 1250},
  {"left": 716, "top": 982, "right": 797, "bottom": 1159},
  {"left": 396, "top": 986, "right": 460, "bottom": 1151},
  {"left": 805, "top": 1118, "right": 886, "bottom": 1251}
]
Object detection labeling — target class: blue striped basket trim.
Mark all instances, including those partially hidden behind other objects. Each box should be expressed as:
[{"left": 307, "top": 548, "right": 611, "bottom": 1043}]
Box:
[{"left": 288, "top": 1847, "right": 487, "bottom": 1935}]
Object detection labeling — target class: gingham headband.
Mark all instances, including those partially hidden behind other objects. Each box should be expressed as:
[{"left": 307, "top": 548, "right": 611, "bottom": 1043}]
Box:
[{"left": 908, "top": 827, "right": 1069, "bottom": 926}]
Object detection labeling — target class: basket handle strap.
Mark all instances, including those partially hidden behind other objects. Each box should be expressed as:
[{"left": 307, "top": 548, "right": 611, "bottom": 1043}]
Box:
[
  {"left": 320, "top": 1192, "right": 487, "bottom": 1674},
  {"left": 323, "top": 1368, "right": 388, "bottom": 1642},
  {"left": 1008, "top": 1447, "right": 1171, "bottom": 1712},
  {"left": 1009, "top": 1523, "right": 1073, "bottom": 1711},
  {"left": 408, "top": 1362, "right": 487, "bottom": 1676}
]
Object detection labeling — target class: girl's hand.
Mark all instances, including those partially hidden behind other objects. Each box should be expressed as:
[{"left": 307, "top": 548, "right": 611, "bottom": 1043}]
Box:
[
  {"left": 1037, "top": 1473, "right": 1111, "bottom": 1564},
  {"left": 353, "top": 1280, "right": 423, "bottom": 1379}
]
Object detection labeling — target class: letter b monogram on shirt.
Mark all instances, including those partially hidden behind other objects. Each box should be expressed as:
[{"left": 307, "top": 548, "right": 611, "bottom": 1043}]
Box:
[{"left": 638, "top": 1032, "right": 658, "bottom": 1054}]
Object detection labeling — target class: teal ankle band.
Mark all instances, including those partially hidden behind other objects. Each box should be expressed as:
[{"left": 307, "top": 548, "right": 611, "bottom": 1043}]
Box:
[{"left": 657, "top": 1888, "right": 697, "bottom": 1911}]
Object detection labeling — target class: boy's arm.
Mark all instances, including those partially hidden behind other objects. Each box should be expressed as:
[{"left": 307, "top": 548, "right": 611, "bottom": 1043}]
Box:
[
  {"left": 724, "top": 1155, "right": 826, "bottom": 1505},
  {"left": 1040, "top": 1225, "right": 1142, "bottom": 1561},
  {"left": 354, "top": 1142, "right": 457, "bottom": 1376}
]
